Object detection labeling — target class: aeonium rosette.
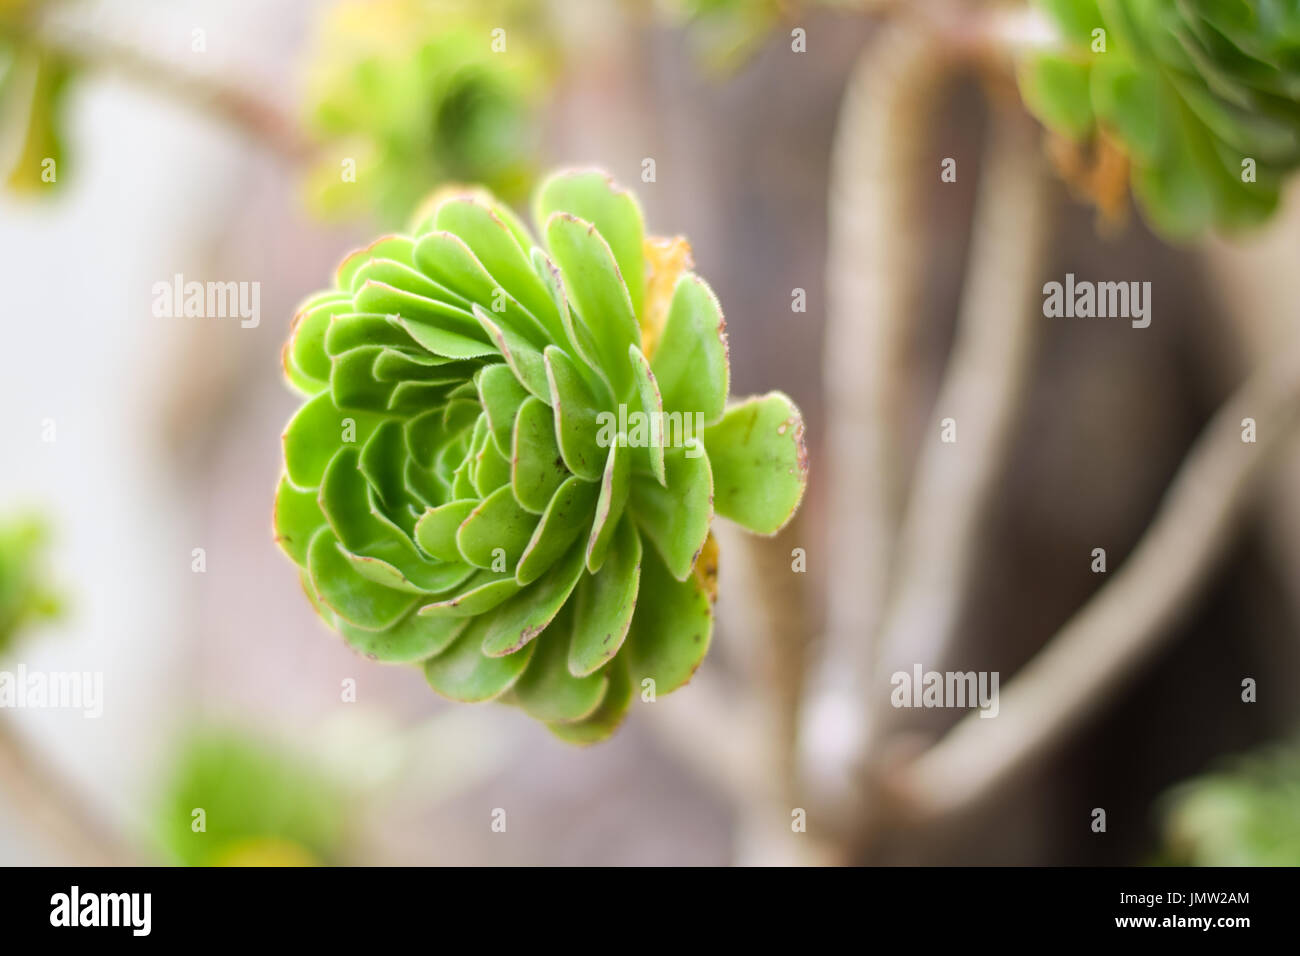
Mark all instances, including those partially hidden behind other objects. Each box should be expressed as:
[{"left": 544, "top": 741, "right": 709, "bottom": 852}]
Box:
[
  {"left": 275, "top": 169, "right": 806, "bottom": 743},
  {"left": 1019, "top": 0, "right": 1300, "bottom": 236}
]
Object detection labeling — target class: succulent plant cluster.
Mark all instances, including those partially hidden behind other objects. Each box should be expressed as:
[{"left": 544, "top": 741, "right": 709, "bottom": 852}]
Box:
[
  {"left": 302, "top": 0, "right": 551, "bottom": 224},
  {"left": 276, "top": 169, "right": 806, "bottom": 743},
  {"left": 1020, "top": 0, "right": 1300, "bottom": 237}
]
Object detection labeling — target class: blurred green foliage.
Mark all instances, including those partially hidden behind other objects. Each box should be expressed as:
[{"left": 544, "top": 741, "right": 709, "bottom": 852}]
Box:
[
  {"left": 302, "top": 0, "right": 554, "bottom": 226},
  {"left": 670, "top": 0, "right": 859, "bottom": 73},
  {"left": 157, "top": 730, "right": 347, "bottom": 866},
  {"left": 1020, "top": 0, "right": 1300, "bottom": 238},
  {"left": 0, "top": 514, "right": 62, "bottom": 654},
  {"left": 0, "top": 0, "right": 73, "bottom": 193},
  {"left": 671, "top": 0, "right": 788, "bottom": 72},
  {"left": 1159, "top": 740, "right": 1300, "bottom": 865}
]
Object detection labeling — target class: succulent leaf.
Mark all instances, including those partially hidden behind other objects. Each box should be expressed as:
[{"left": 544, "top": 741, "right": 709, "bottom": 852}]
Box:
[
  {"left": 534, "top": 169, "right": 647, "bottom": 319},
  {"left": 650, "top": 274, "right": 730, "bottom": 424},
  {"left": 623, "top": 543, "right": 714, "bottom": 697},
  {"left": 631, "top": 446, "right": 714, "bottom": 582},
  {"left": 510, "top": 602, "right": 610, "bottom": 722},
  {"left": 423, "top": 611, "right": 537, "bottom": 702},
  {"left": 585, "top": 440, "right": 631, "bottom": 574},
  {"left": 705, "top": 392, "right": 808, "bottom": 536},
  {"left": 569, "top": 517, "right": 642, "bottom": 677}
]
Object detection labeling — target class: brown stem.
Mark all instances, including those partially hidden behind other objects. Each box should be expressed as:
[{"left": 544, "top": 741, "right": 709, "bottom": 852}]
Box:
[
  {"left": 2, "top": 13, "right": 309, "bottom": 161},
  {"left": 864, "top": 103, "right": 1052, "bottom": 754},
  {"left": 821, "top": 22, "right": 947, "bottom": 699},
  {"left": 812, "top": 17, "right": 953, "bottom": 828},
  {"left": 889, "top": 339, "right": 1300, "bottom": 822}
]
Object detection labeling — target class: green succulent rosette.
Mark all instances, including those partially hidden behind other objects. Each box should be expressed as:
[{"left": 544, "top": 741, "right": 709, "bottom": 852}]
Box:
[
  {"left": 276, "top": 169, "right": 807, "bottom": 743},
  {"left": 0, "top": 513, "right": 62, "bottom": 654},
  {"left": 303, "top": 0, "right": 551, "bottom": 224},
  {"left": 1019, "top": 0, "right": 1300, "bottom": 236}
]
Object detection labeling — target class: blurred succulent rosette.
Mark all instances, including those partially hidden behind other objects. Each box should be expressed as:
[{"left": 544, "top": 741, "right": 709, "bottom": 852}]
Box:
[
  {"left": 157, "top": 730, "right": 346, "bottom": 867},
  {"left": 1019, "top": 0, "right": 1300, "bottom": 236},
  {"left": 275, "top": 169, "right": 807, "bottom": 743},
  {"left": 302, "top": 0, "right": 554, "bottom": 225},
  {"left": 1159, "top": 741, "right": 1300, "bottom": 865},
  {"left": 0, "top": 513, "right": 62, "bottom": 654}
]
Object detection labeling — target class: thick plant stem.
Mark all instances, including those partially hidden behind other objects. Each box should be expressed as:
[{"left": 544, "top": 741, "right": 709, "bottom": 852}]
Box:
[
  {"left": 756, "top": 517, "right": 814, "bottom": 798},
  {"left": 889, "top": 339, "right": 1300, "bottom": 821},
  {"left": 864, "top": 103, "right": 1052, "bottom": 755},
  {"left": 0, "top": 716, "right": 133, "bottom": 865},
  {"left": 815, "top": 22, "right": 951, "bottom": 809},
  {"left": 643, "top": 664, "right": 840, "bottom": 864},
  {"left": 1, "top": 15, "right": 307, "bottom": 160},
  {"left": 716, "top": 518, "right": 811, "bottom": 801},
  {"left": 642, "top": 668, "right": 776, "bottom": 809}
]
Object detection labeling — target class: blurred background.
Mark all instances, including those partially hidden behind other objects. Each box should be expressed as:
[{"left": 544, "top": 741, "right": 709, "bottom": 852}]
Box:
[{"left": 1, "top": 0, "right": 1299, "bottom": 866}]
